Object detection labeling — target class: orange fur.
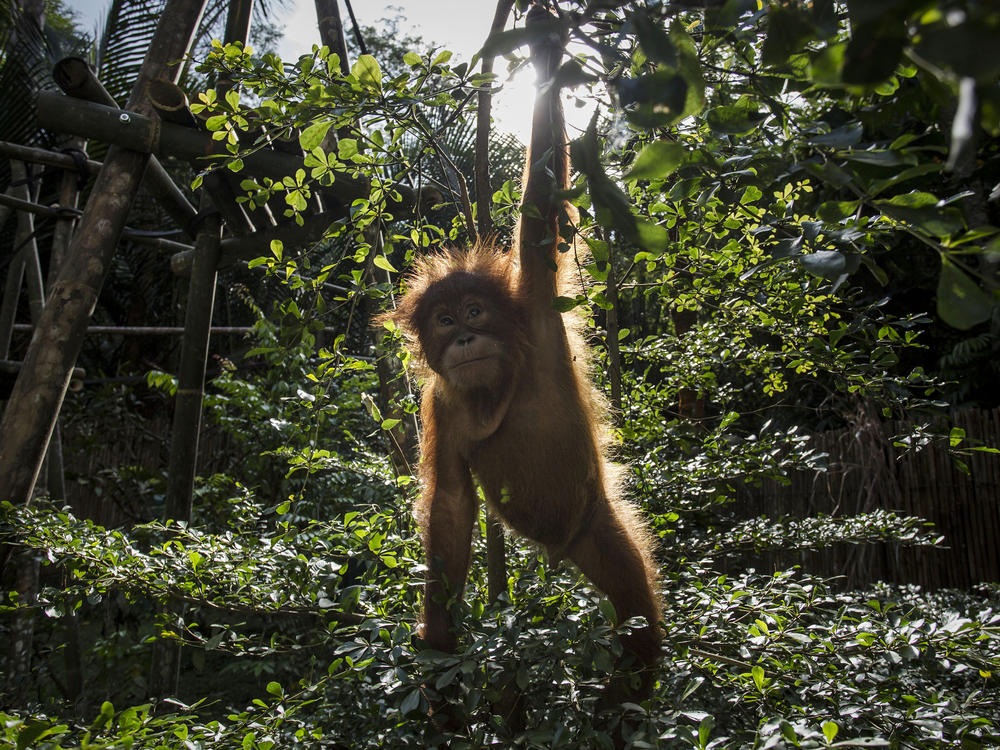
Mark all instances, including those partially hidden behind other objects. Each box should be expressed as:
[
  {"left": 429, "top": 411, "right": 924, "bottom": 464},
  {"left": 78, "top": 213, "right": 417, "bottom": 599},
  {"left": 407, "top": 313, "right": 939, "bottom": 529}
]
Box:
[{"left": 387, "top": 3, "right": 662, "bottom": 699}]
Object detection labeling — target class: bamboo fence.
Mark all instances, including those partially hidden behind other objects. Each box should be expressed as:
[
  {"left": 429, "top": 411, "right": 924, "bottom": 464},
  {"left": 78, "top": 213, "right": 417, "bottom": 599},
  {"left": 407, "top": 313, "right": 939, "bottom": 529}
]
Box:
[
  {"left": 734, "top": 408, "right": 1000, "bottom": 589},
  {"left": 55, "top": 407, "right": 1000, "bottom": 588}
]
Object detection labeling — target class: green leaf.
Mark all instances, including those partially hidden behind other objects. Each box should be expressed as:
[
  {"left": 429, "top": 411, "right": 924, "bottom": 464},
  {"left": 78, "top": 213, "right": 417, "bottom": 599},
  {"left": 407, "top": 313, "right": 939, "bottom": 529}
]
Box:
[
  {"left": 762, "top": 4, "right": 815, "bottom": 67},
  {"left": 841, "top": 149, "right": 912, "bottom": 167},
  {"left": 338, "top": 138, "right": 359, "bottom": 159},
  {"left": 598, "top": 598, "right": 617, "bottom": 621},
  {"left": 800, "top": 250, "right": 846, "bottom": 279},
  {"left": 266, "top": 681, "right": 283, "bottom": 697},
  {"left": 431, "top": 49, "right": 452, "bottom": 68},
  {"left": 625, "top": 141, "right": 687, "bottom": 180},
  {"left": 698, "top": 715, "right": 716, "bottom": 746},
  {"left": 706, "top": 97, "right": 766, "bottom": 136},
  {"left": 400, "top": 688, "right": 422, "bottom": 715},
  {"left": 680, "top": 675, "right": 705, "bottom": 701},
  {"left": 822, "top": 720, "right": 839, "bottom": 743},
  {"left": 633, "top": 12, "right": 677, "bottom": 68},
  {"left": 937, "top": 258, "right": 993, "bottom": 330},
  {"left": 618, "top": 69, "right": 688, "bottom": 128},
  {"left": 16, "top": 720, "right": 67, "bottom": 750},
  {"left": 868, "top": 163, "right": 943, "bottom": 196},
  {"left": 808, "top": 122, "right": 863, "bottom": 147},
  {"left": 299, "top": 120, "right": 332, "bottom": 152},
  {"left": 842, "top": 19, "right": 905, "bottom": 85},
  {"left": 670, "top": 20, "right": 706, "bottom": 118},
  {"left": 817, "top": 200, "right": 859, "bottom": 221},
  {"left": 572, "top": 120, "right": 665, "bottom": 253},
  {"left": 352, "top": 55, "right": 382, "bottom": 88},
  {"left": 636, "top": 220, "right": 668, "bottom": 253},
  {"left": 373, "top": 255, "right": 397, "bottom": 273},
  {"left": 885, "top": 191, "right": 938, "bottom": 209},
  {"left": 479, "top": 26, "right": 535, "bottom": 58},
  {"left": 553, "top": 295, "right": 581, "bottom": 313},
  {"left": 875, "top": 196, "right": 964, "bottom": 237},
  {"left": 403, "top": 50, "right": 422, "bottom": 67}
]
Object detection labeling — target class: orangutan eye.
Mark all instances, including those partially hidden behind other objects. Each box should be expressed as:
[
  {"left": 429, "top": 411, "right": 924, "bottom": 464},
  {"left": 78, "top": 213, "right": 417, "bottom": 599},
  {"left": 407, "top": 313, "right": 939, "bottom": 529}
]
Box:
[
  {"left": 438, "top": 314, "right": 455, "bottom": 327},
  {"left": 467, "top": 305, "right": 481, "bottom": 320}
]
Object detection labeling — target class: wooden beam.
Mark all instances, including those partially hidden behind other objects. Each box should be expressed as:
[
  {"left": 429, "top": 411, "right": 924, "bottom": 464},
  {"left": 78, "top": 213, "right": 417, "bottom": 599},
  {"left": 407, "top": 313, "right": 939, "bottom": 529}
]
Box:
[
  {"left": 0, "top": 140, "right": 102, "bottom": 174},
  {"left": 35, "top": 92, "right": 421, "bottom": 215},
  {"left": 0, "top": 193, "right": 194, "bottom": 253}
]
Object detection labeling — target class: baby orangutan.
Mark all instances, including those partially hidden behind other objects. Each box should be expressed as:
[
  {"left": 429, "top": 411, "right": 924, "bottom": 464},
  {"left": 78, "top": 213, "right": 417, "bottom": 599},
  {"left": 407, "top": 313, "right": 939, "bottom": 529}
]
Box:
[{"left": 388, "top": 3, "right": 662, "bottom": 703}]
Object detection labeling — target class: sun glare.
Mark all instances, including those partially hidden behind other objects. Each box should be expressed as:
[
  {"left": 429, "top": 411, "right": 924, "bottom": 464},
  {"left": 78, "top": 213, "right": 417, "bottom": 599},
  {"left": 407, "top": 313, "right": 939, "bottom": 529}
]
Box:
[{"left": 492, "top": 61, "right": 601, "bottom": 145}]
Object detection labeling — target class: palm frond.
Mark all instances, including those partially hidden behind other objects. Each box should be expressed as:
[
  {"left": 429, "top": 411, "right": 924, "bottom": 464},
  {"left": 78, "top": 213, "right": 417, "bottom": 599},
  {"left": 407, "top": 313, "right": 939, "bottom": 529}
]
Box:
[
  {"left": 95, "top": 0, "right": 165, "bottom": 104},
  {"left": 0, "top": 0, "right": 61, "bottom": 150}
]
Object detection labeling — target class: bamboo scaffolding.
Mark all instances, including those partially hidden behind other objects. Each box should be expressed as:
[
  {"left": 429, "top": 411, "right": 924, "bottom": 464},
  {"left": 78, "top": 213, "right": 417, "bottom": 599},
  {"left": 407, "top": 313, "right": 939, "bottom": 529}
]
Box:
[
  {"left": 0, "top": 163, "right": 45, "bottom": 355},
  {"left": 52, "top": 58, "right": 199, "bottom": 236},
  {"left": 0, "top": 192, "right": 195, "bottom": 253},
  {"left": 0, "top": 0, "right": 210, "bottom": 505}
]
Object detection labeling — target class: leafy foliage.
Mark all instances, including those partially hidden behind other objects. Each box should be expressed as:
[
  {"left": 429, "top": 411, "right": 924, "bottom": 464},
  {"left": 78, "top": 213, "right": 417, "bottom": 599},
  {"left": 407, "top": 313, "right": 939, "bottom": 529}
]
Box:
[{"left": 2, "top": 1, "right": 1000, "bottom": 748}]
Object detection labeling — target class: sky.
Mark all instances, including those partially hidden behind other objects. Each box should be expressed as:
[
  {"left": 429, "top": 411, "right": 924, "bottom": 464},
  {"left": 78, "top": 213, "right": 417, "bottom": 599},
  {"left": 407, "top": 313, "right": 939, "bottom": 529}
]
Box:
[{"left": 62, "top": 0, "right": 547, "bottom": 141}]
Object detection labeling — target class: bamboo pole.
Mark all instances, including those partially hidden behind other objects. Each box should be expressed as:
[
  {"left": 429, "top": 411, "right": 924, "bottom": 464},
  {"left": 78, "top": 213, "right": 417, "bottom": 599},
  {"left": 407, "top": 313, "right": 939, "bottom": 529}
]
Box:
[
  {"left": 0, "top": 140, "right": 103, "bottom": 174},
  {"left": 0, "top": 163, "right": 44, "bottom": 354},
  {"left": 171, "top": 207, "right": 344, "bottom": 272},
  {"left": 147, "top": 79, "right": 257, "bottom": 235},
  {"left": 48, "top": 138, "right": 86, "bottom": 289},
  {"left": 163, "top": 209, "right": 222, "bottom": 523},
  {"left": 164, "top": 0, "right": 252, "bottom": 526},
  {"left": 0, "top": 191, "right": 25, "bottom": 357},
  {"left": 0, "top": 193, "right": 195, "bottom": 253},
  {"left": 0, "top": 0, "right": 209, "bottom": 505},
  {"left": 147, "top": 79, "right": 198, "bottom": 127}
]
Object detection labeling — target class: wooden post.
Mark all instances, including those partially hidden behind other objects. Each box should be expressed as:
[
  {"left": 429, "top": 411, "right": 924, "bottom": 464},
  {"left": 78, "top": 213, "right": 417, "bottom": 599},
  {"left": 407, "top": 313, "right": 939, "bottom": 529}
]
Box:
[
  {"left": 164, "top": 0, "right": 252, "bottom": 525},
  {"left": 163, "top": 208, "right": 222, "bottom": 523},
  {"left": 2, "top": 161, "right": 44, "bottom": 702},
  {"left": 157, "top": 0, "right": 251, "bottom": 699},
  {"left": 0, "top": 0, "right": 208, "bottom": 504}
]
